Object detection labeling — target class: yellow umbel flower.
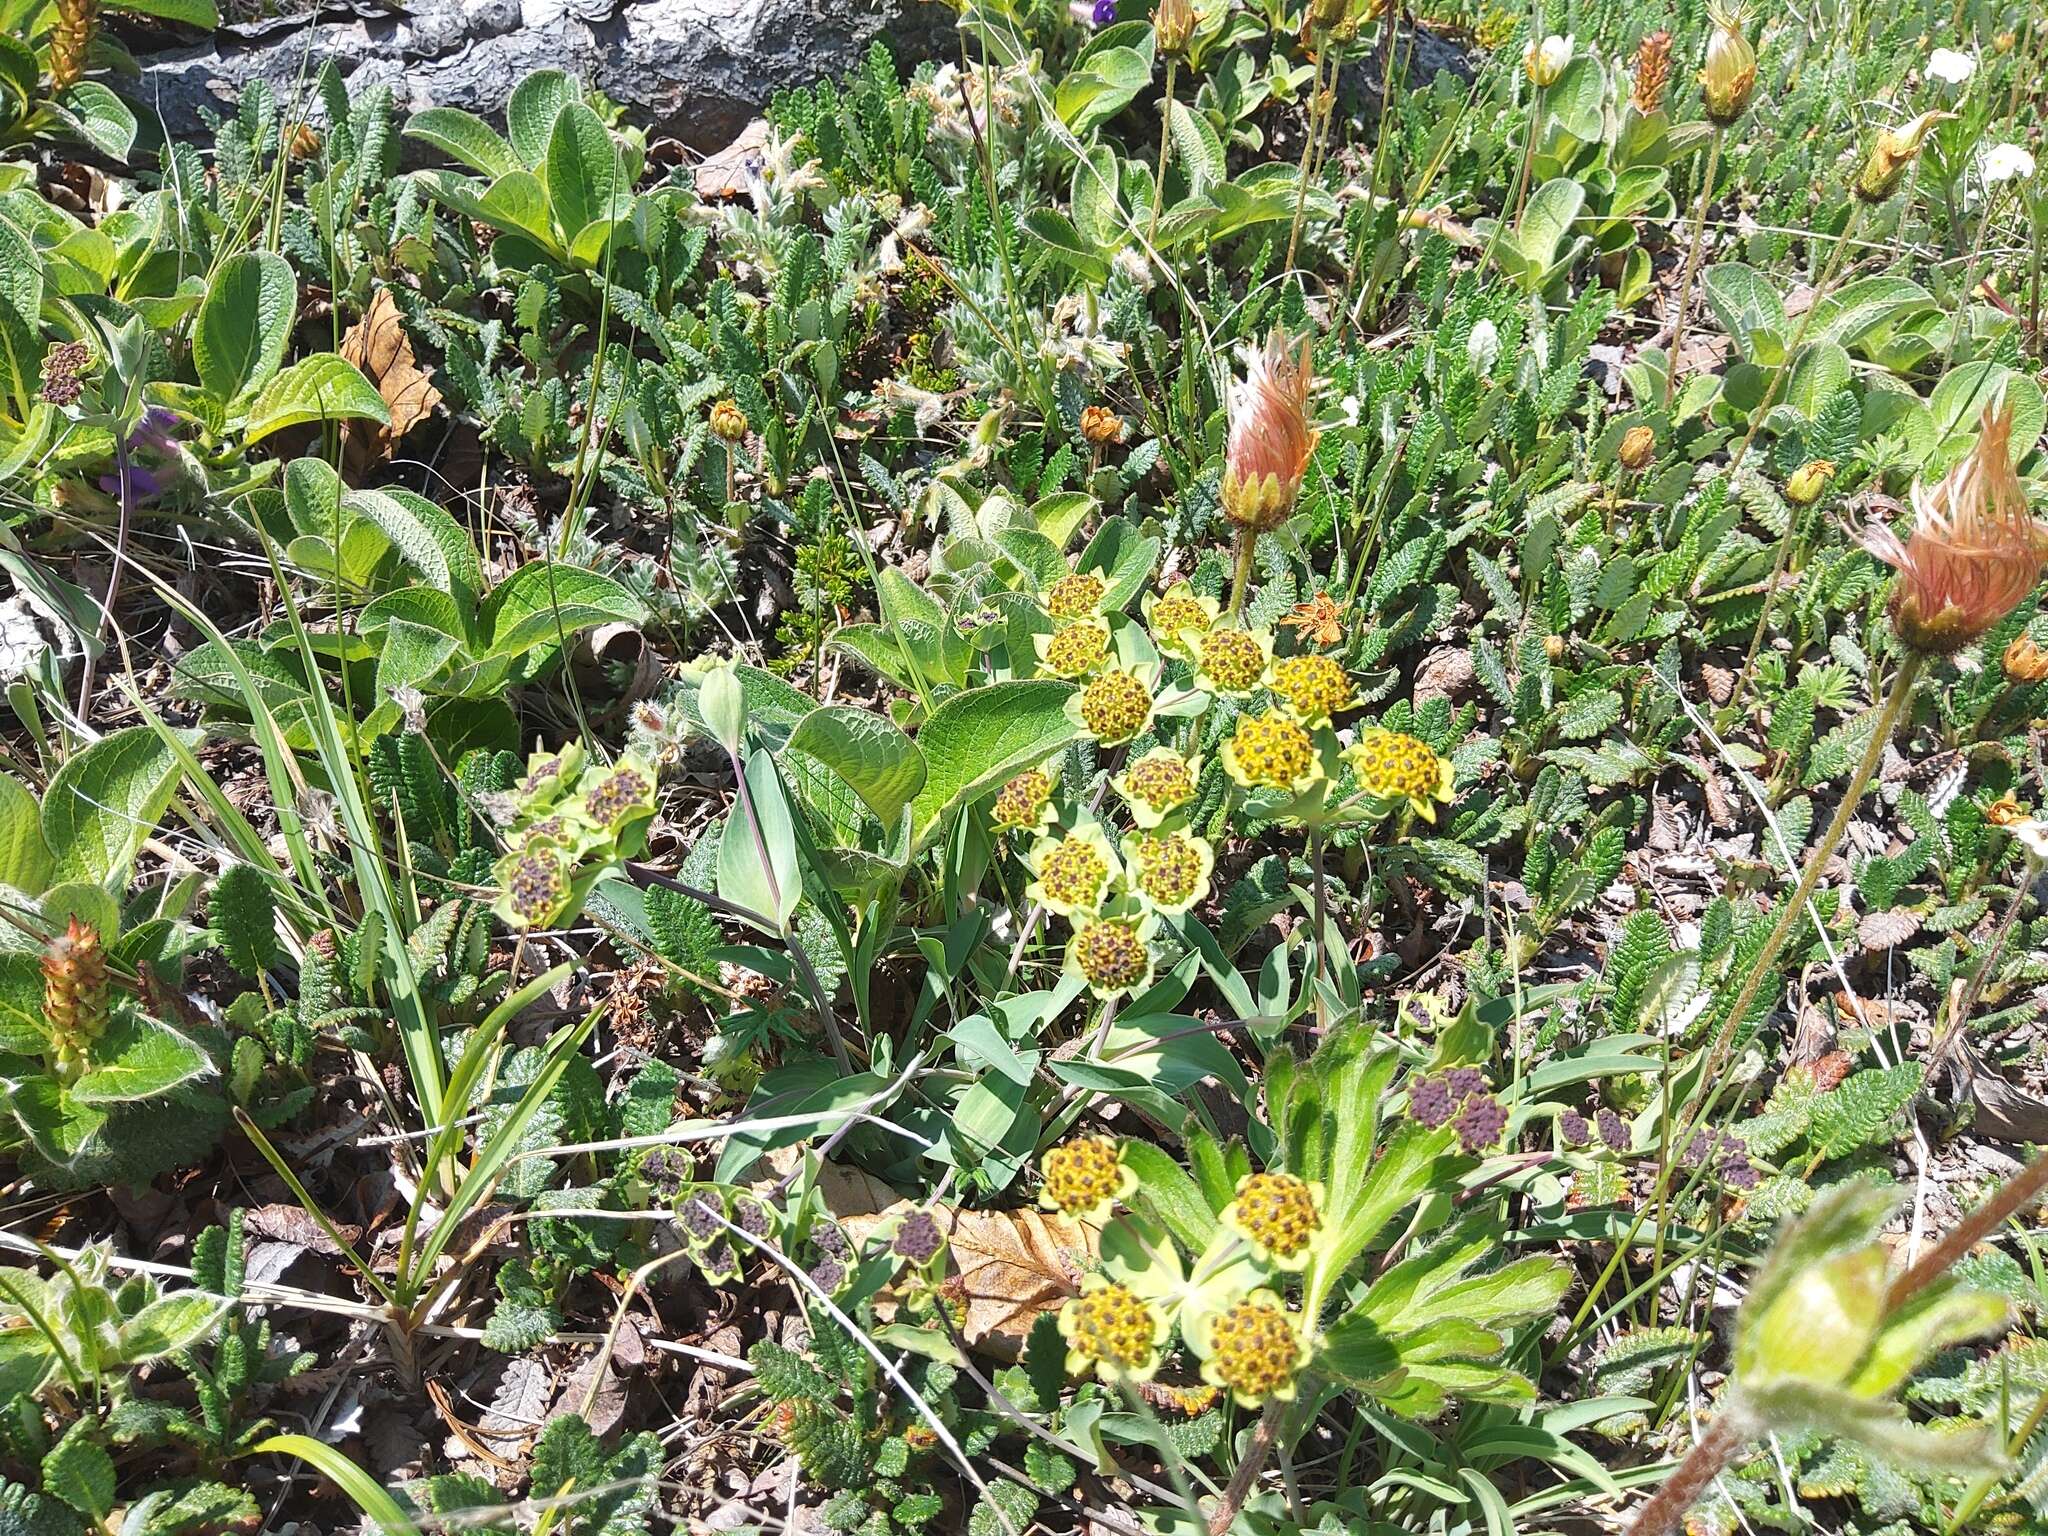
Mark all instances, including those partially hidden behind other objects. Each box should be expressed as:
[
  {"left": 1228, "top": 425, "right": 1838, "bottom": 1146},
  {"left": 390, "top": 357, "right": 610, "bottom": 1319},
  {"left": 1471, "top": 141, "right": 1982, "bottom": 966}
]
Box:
[
  {"left": 1194, "top": 627, "right": 1274, "bottom": 697},
  {"left": 1039, "top": 1134, "right": 1135, "bottom": 1220},
  {"left": 1114, "top": 747, "right": 1201, "bottom": 829},
  {"left": 1035, "top": 618, "right": 1112, "bottom": 679},
  {"left": 1345, "top": 728, "right": 1456, "bottom": 821},
  {"left": 1222, "top": 1171, "right": 1324, "bottom": 1270},
  {"left": 1198, "top": 1292, "right": 1303, "bottom": 1407},
  {"left": 1221, "top": 710, "right": 1321, "bottom": 795},
  {"left": 1122, "top": 831, "right": 1214, "bottom": 916},
  {"left": 1268, "top": 654, "right": 1353, "bottom": 726},
  {"left": 1044, "top": 569, "right": 1108, "bottom": 620},
  {"left": 1066, "top": 912, "right": 1158, "bottom": 999},
  {"left": 1142, "top": 583, "right": 1219, "bottom": 658},
  {"left": 1070, "top": 666, "right": 1157, "bottom": 746},
  {"left": 1059, "top": 1279, "right": 1167, "bottom": 1383},
  {"left": 989, "top": 768, "right": 1057, "bottom": 833},
  {"left": 1024, "top": 824, "right": 1119, "bottom": 917}
]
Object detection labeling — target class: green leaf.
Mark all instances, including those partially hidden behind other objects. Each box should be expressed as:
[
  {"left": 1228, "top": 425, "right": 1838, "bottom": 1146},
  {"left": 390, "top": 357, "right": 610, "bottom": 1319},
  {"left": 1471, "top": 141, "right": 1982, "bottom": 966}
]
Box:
[
  {"left": 0, "top": 774, "right": 53, "bottom": 895},
  {"left": 72, "top": 1014, "right": 210, "bottom": 1104},
  {"left": 1118, "top": 1139, "right": 1218, "bottom": 1252},
  {"left": 349, "top": 487, "right": 485, "bottom": 617},
  {"left": 1702, "top": 263, "right": 1788, "bottom": 363},
  {"left": 785, "top": 706, "right": 925, "bottom": 828},
  {"left": 7, "top": 1078, "right": 106, "bottom": 1166},
  {"left": 716, "top": 751, "right": 802, "bottom": 931},
  {"left": 241, "top": 353, "right": 391, "bottom": 443},
  {"left": 193, "top": 251, "right": 296, "bottom": 405},
  {"left": 111, "top": 0, "right": 217, "bottom": 24},
  {"left": 54, "top": 81, "right": 136, "bottom": 160},
  {"left": 252, "top": 1436, "right": 423, "bottom": 1536},
  {"left": 506, "top": 69, "right": 578, "bottom": 168},
  {"left": 403, "top": 107, "right": 518, "bottom": 178},
  {"left": 479, "top": 563, "right": 646, "bottom": 662},
  {"left": 909, "top": 680, "right": 1080, "bottom": 850},
  {"left": 543, "top": 102, "right": 623, "bottom": 254},
  {"left": 115, "top": 1292, "right": 225, "bottom": 1360},
  {"left": 1021, "top": 209, "right": 1111, "bottom": 285},
  {"left": 1167, "top": 99, "right": 1225, "bottom": 196},
  {"left": 43, "top": 726, "right": 196, "bottom": 888},
  {"left": 42, "top": 1426, "right": 115, "bottom": 1519}
]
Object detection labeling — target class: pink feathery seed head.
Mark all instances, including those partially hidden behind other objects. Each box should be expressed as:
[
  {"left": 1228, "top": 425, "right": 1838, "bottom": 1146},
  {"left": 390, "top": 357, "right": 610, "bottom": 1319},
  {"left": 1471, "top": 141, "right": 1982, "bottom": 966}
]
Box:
[
  {"left": 1858, "top": 401, "right": 2048, "bottom": 655},
  {"left": 1221, "top": 328, "right": 1318, "bottom": 532}
]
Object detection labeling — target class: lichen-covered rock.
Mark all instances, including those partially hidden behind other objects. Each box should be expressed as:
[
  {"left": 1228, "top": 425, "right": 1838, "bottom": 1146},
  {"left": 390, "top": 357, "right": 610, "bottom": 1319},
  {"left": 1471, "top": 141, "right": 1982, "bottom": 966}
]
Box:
[{"left": 120, "top": 0, "right": 954, "bottom": 151}]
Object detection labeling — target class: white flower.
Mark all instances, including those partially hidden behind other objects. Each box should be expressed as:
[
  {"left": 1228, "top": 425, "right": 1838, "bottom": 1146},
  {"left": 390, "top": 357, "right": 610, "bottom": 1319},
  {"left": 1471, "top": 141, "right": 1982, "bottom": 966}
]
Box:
[
  {"left": 1524, "top": 33, "right": 1574, "bottom": 88},
  {"left": 1467, "top": 319, "right": 1501, "bottom": 373},
  {"left": 1926, "top": 47, "right": 1975, "bottom": 85},
  {"left": 2014, "top": 818, "right": 2048, "bottom": 861},
  {"left": 1982, "top": 143, "right": 2037, "bottom": 184}
]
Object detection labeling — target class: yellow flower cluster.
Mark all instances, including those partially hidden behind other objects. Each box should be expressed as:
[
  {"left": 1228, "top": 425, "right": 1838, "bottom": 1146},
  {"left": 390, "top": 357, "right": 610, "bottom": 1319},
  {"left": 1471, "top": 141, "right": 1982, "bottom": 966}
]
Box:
[
  {"left": 1200, "top": 1295, "right": 1303, "bottom": 1405},
  {"left": 1044, "top": 569, "right": 1106, "bottom": 620},
  {"left": 990, "top": 769, "right": 1055, "bottom": 832},
  {"left": 1069, "top": 917, "right": 1153, "bottom": 992},
  {"left": 1221, "top": 710, "right": 1318, "bottom": 793},
  {"left": 1227, "top": 1172, "right": 1322, "bottom": 1264},
  {"left": 1346, "top": 728, "right": 1456, "bottom": 822},
  {"left": 1040, "top": 1134, "right": 1130, "bottom": 1218},
  {"left": 1062, "top": 1282, "right": 1161, "bottom": 1373}
]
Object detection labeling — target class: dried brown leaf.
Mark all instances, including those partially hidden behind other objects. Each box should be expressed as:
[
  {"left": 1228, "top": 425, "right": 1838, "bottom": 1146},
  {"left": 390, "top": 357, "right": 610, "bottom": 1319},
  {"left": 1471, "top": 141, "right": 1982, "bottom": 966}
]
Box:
[
  {"left": 1858, "top": 907, "right": 1921, "bottom": 951},
  {"left": 339, "top": 286, "right": 441, "bottom": 474}
]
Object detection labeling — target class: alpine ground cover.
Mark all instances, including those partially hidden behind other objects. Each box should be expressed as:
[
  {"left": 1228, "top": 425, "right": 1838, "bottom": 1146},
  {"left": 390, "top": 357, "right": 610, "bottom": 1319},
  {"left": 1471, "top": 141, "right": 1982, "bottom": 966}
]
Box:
[{"left": 4, "top": 0, "right": 2048, "bottom": 1532}]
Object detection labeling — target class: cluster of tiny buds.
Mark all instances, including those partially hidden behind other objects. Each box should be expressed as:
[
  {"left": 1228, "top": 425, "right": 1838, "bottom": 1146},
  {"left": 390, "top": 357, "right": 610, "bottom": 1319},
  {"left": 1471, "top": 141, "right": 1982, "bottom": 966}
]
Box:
[
  {"left": 1559, "top": 1105, "right": 1632, "bottom": 1154},
  {"left": 893, "top": 1208, "right": 945, "bottom": 1264},
  {"left": 1680, "top": 1128, "right": 1759, "bottom": 1190},
  {"left": 808, "top": 1223, "right": 852, "bottom": 1293},
  {"left": 1409, "top": 1068, "right": 1509, "bottom": 1154}
]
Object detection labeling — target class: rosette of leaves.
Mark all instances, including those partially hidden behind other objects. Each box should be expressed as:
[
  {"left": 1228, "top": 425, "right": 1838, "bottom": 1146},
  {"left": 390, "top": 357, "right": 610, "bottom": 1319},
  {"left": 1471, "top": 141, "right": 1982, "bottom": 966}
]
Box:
[
  {"left": 1108, "top": 1028, "right": 1570, "bottom": 1419},
  {"left": 0, "top": 744, "right": 234, "bottom": 1187},
  {"left": 0, "top": 1241, "right": 226, "bottom": 1407}
]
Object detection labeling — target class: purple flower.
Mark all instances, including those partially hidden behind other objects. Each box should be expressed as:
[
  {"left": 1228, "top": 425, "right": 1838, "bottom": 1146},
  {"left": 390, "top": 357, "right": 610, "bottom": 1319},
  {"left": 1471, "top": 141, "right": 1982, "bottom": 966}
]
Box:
[
  {"left": 1092, "top": 0, "right": 1116, "bottom": 22},
  {"left": 1410, "top": 1075, "right": 1453, "bottom": 1129},
  {"left": 98, "top": 463, "right": 163, "bottom": 502},
  {"left": 1596, "top": 1107, "right": 1629, "bottom": 1152},
  {"left": 133, "top": 407, "right": 179, "bottom": 455},
  {"left": 1559, "top": 1109, "right": 1591, "bottom": 1145},
  {"left": 1453, "top": 1094, "right": 1508, "bottom": 1155}
]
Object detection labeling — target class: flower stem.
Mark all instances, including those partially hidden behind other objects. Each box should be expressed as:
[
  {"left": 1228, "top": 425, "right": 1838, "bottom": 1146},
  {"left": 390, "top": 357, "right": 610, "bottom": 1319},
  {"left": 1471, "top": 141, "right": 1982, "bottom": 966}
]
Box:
[
  {"left": 1149, "top": 57, "right": 1177, "bottom": 250},
  {"left": 1729, "top": 202, "right": 1866, "bottom": 707},
  {"left": 1663, "top": 128, "right": 1724, "bottom": 413},
  {"left": 1513, "top": 94, "right": 1543, "bottom": 228},
  {"left": 1708, "top": 649, "right": 1925, "bottom": 1062},
  {"left": 1284, "top": 50, "right": 1329, "bottom": 271},
  {"left": 1626, "top": 1407, "right": 1753, "bottom": 1536},
  {"left": 1226, "top": 526, "right": 1259, "bottom": 620},
  {"left": 1208, "top": 1400, "right": 1286, "bottom": 1535},
  {"left": 1889, "top": 1142, "right": 2048, "bottom": 1310}
]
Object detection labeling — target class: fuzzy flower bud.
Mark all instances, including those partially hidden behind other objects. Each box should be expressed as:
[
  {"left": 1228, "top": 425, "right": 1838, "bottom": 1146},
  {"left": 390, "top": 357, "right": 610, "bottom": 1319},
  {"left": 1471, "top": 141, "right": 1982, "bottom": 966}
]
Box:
[
  {"left": 1152, "top": 0, "right": 1194, "bottom": 55},
  {"left": 1221, "top": 330, "right": 1318, "bottom": 533},
  {"left": 1618, "top": 424, "right": 1656, "bottom": 470},
  {"left": 1080, "top": 405, "right": 1125, "bottom": 445},
  {"left": 1854, "top": 113, "right": 1950, "bottom": 204},
  {"left": 709, "top": 399, "right": 749, "bottom": 442},
  {"left": 1699, "top": 2, "right": 1757, "bottom": 126},
  {"left": 1857, "top": 401, "right": 2048, "bottom": 655},
  {"left": 1783, "top": 459, "right": 1836, "bottom": 506},
  {"left": 2003, "top": 633, "right": 2048, "bottom": 683}
]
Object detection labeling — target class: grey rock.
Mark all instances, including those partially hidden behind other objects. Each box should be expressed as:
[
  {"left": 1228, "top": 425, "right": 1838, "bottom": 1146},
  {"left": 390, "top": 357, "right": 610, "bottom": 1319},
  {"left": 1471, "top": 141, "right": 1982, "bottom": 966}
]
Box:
[{"left": 118, "top": 0, "right": 955, "bottom": 151}]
